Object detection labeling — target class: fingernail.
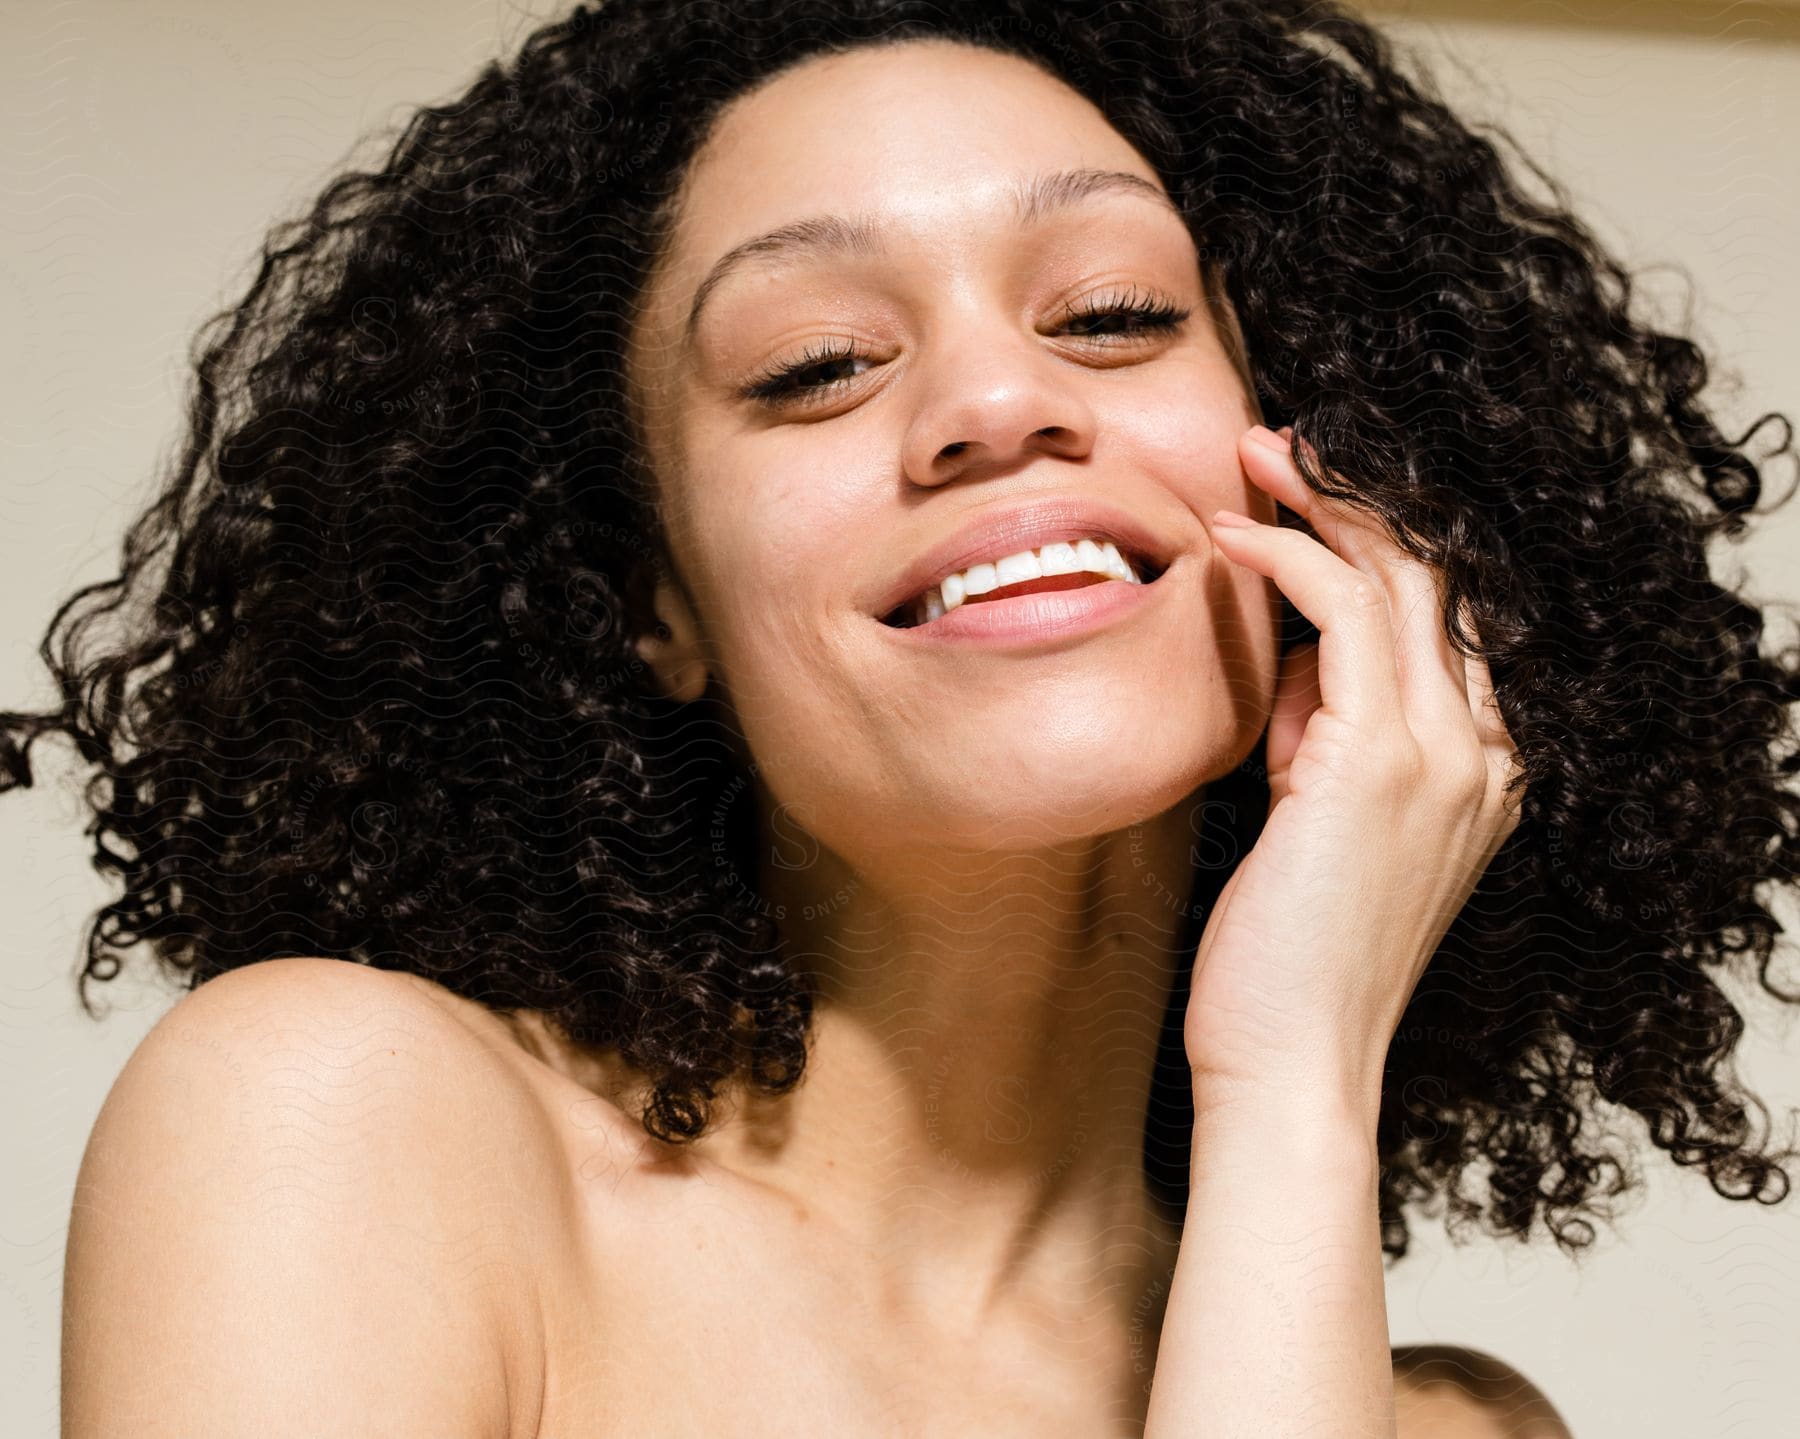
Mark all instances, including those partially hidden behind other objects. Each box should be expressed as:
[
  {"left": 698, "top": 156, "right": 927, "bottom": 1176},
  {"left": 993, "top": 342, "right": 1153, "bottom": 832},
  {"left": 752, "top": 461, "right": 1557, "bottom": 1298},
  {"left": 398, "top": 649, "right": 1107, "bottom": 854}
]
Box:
[
  {"left": 1212, "top": 508, "right": 1257, "bottom": 528},
  {"left": 1245, "top": 424, "right": 1289, "bottom": 452}
]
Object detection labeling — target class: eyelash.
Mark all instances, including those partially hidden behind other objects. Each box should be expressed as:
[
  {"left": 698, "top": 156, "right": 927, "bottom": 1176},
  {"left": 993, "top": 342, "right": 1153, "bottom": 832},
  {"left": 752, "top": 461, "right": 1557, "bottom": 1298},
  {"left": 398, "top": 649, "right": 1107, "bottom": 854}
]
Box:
[{"left": 738, "top": 284, "right": 1193, "bottom": 409}]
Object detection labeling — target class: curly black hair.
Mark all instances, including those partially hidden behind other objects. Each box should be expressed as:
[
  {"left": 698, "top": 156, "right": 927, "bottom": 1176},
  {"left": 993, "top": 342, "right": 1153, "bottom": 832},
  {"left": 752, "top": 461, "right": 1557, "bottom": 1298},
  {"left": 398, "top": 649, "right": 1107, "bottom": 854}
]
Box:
[{"left": 6, "top": 0, "right": 1799, "bottom": 1263}]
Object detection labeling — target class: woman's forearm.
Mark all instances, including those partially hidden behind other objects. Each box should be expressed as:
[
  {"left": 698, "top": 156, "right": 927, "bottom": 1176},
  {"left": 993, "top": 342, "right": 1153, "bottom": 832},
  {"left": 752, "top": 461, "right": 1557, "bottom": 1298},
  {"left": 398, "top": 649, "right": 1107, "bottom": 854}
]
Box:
[{"left": 1142, "top": 1085, "right": 1395, "bottom": 1439}]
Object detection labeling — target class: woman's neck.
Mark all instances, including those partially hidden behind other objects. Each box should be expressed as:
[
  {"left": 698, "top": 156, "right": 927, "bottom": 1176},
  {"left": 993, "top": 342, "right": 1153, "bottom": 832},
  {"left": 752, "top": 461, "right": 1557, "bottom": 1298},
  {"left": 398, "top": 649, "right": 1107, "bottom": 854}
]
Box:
[{"left": 707, "top": 806, "right": 1198, "bottom": 1340}]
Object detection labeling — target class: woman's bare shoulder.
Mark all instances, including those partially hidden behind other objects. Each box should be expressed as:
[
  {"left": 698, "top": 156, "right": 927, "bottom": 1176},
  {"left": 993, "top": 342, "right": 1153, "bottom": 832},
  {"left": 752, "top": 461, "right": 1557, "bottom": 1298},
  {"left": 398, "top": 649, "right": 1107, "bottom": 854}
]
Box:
[
  {"left": 141, "top": 953, "right": 559, "bottom": 1093},
  {"left": 1392, "top": 1344, "right": 1576, "bottom": 1439},
  {"left": 129, "top": 954, "right": 583, "bottom": 1215},
  {"left": 65, "top": 955, "right": 554, "bottom": 1437}
]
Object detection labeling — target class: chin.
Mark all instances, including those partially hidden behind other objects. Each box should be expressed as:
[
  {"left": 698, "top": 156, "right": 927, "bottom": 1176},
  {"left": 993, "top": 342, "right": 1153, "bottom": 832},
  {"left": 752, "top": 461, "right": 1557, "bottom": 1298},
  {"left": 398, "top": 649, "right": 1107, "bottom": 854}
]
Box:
[{"left": 905, "top": 743, "right": 1212, "bottom": 850}]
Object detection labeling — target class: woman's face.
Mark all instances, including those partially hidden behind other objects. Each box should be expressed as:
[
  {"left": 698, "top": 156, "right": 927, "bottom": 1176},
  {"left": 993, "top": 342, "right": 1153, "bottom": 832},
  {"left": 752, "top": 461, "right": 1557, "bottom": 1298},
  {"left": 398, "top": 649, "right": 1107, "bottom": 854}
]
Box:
[{"left": 627, "top": 38, "right": 1277, "bottom": 866}]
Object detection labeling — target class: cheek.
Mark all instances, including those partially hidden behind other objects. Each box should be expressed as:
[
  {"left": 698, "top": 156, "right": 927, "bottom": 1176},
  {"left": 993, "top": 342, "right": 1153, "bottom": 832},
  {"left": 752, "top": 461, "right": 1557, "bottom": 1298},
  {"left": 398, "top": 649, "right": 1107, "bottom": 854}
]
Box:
[
  {"left": 1123, "top": 357, "right": 1262, "bottom": 494},
  {"left": 681, "top": 463, "right": 871, "bottom": 711},
  {"left": 712, "top": 421, "right": 892, "bottom": 600},
  {"left": 1109, "top": 379, "right": 1280, "bottom": 711}
]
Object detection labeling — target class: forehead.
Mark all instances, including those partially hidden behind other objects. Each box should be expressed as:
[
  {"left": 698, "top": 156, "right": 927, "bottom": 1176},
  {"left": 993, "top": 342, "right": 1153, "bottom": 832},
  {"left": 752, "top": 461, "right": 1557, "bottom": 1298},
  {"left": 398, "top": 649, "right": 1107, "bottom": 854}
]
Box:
[{"left": 630, "top": 39, "right": 1173, "bottom": 382}]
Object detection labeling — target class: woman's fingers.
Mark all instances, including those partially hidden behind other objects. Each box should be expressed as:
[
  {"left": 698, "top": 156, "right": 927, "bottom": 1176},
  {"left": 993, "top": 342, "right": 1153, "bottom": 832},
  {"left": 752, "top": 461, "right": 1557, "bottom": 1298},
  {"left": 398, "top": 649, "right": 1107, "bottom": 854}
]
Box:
[
  {"left": 1453, "top": 598, "right": 1508, "bottom": 748},
  {"left": 1455, "top": 600, "right": 1525, "bottom": 818},
  {"left": 1209, "top": 502, "right": 1405, "bottom": 737},
  {"left": 1236, "top": 426, "right": 1480, "bottom": 753},
  {"left": 1265, "top": 639, "right": 1322, "bottom": 808}
]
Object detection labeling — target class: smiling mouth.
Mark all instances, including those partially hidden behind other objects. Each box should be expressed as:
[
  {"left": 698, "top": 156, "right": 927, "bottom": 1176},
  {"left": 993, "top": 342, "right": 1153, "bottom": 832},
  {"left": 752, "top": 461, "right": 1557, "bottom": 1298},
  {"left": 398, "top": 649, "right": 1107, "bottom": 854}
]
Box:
[{"left": 879, "top": 551, "right": 1170, "bottom": 629}]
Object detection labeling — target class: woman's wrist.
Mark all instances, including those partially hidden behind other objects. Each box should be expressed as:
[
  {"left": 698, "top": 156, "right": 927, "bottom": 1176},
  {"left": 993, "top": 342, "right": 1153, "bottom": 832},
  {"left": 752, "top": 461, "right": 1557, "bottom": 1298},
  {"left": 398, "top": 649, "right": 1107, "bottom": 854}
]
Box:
[
  {"left": 1147, "top": 1067, "right": 1392, "bottom": 1437},
  {"left": 1189, "top": 1061, "right": 1385, "bottom": 1154}
]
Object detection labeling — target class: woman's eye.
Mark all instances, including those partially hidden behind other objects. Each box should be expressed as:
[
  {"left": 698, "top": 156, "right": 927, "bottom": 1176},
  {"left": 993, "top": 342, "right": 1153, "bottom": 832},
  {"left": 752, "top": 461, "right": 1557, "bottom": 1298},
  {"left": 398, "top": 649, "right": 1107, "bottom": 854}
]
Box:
[
  {"left": 740, "top": 337, "right": 870, "bottom": 407},
  {"left": 1059, "top": 292, "right": 1192, "bottom": 340},
  {"left": 737, "top": 286, "right": 1191, "bottom": 412}
]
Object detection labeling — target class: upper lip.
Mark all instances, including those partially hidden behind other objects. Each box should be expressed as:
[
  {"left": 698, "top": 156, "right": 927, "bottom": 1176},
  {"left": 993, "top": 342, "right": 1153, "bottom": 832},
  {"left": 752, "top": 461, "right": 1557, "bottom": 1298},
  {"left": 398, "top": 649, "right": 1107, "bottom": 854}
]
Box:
[{"left": 867, "top": 497, "right": 1179, "bottom": 623}]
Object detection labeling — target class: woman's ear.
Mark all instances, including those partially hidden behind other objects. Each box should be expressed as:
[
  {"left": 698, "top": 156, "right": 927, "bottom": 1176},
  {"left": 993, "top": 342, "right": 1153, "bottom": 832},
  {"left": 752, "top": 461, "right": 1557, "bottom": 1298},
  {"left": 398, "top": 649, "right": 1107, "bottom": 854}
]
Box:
[{"left": 633, "top": 572, "right": 709, "bottom": 704}]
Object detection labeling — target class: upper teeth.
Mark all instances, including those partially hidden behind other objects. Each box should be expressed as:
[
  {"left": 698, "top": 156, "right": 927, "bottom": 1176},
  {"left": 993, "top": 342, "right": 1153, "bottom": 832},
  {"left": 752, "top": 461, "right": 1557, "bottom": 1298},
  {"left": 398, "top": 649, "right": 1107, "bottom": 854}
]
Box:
[{"left": 910, "top": 537, "right": 1144, "bottom": 625}]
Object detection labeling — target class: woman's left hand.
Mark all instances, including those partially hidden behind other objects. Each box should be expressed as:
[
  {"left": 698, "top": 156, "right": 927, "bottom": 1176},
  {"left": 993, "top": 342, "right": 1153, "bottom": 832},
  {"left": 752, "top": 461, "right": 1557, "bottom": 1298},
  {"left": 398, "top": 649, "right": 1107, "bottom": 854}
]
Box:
[{"left": 1183, "top": 425, "right": 1526, "bottom": 1115}]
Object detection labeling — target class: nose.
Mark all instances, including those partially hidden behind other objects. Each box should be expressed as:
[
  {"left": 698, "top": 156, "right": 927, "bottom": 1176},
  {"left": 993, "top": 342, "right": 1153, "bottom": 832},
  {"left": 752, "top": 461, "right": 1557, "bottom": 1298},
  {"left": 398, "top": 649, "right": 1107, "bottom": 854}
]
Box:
[{"left": 899, "top": 331, "right": 1096, "bottom": 488}]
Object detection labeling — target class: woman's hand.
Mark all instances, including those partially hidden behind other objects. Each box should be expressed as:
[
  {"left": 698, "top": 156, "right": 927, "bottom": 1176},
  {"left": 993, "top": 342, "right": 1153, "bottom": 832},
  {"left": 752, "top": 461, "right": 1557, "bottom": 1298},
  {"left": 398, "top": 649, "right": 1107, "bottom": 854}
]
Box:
[{"left": 1183, "top": 424, "right": 1525, "bottom": 1114}]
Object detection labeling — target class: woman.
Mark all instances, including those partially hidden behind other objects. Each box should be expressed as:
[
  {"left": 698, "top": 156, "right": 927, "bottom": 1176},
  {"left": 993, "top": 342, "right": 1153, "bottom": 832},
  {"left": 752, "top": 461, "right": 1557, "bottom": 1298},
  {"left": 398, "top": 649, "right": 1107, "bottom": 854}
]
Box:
[{"left": 17, "top": 0, "right": 1798, "bottom": 1434}]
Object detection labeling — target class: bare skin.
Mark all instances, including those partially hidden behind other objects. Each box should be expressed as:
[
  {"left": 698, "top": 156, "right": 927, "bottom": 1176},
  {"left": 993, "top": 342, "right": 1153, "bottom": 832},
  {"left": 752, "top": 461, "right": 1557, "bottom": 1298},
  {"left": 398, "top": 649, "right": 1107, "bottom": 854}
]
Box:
[
  {"left": 62, "top": 955, "right": 1564, "bottom": 1437},
  {"left": 423, "top": 970, "right": 1183, "bottom": 1437},
  {"left": 63, "top": 35, "right": 1568, "bottom": 1439},
  {"left": 617, "top": 39, "right": 1274, "bottom": 1432},
  {"left": 390, "top": 961, "right": 1565, "bottom": 1437}
]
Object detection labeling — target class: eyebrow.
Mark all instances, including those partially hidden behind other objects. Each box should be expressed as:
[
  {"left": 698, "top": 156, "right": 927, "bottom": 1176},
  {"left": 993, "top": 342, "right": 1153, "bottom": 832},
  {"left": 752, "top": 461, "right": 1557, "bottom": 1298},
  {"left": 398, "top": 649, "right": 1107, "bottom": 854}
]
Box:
[{"left": 681, "top": 167, "right": 1184, "bottom": 349}]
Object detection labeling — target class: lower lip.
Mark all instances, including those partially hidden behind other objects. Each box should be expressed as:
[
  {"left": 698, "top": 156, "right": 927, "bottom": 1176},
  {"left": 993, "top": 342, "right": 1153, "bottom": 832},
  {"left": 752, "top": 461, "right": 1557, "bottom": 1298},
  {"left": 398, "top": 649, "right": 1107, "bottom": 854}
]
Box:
[{"left": 878, "top": 569, "right": 1169, "bottom": 648}]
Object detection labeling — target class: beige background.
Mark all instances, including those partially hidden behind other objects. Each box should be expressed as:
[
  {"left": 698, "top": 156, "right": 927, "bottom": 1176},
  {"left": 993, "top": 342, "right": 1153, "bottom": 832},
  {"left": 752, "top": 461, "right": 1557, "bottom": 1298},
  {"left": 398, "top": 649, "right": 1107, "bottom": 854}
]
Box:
[{"left": 2, "top": 2, "right": 1797, "bottom": 1434}]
